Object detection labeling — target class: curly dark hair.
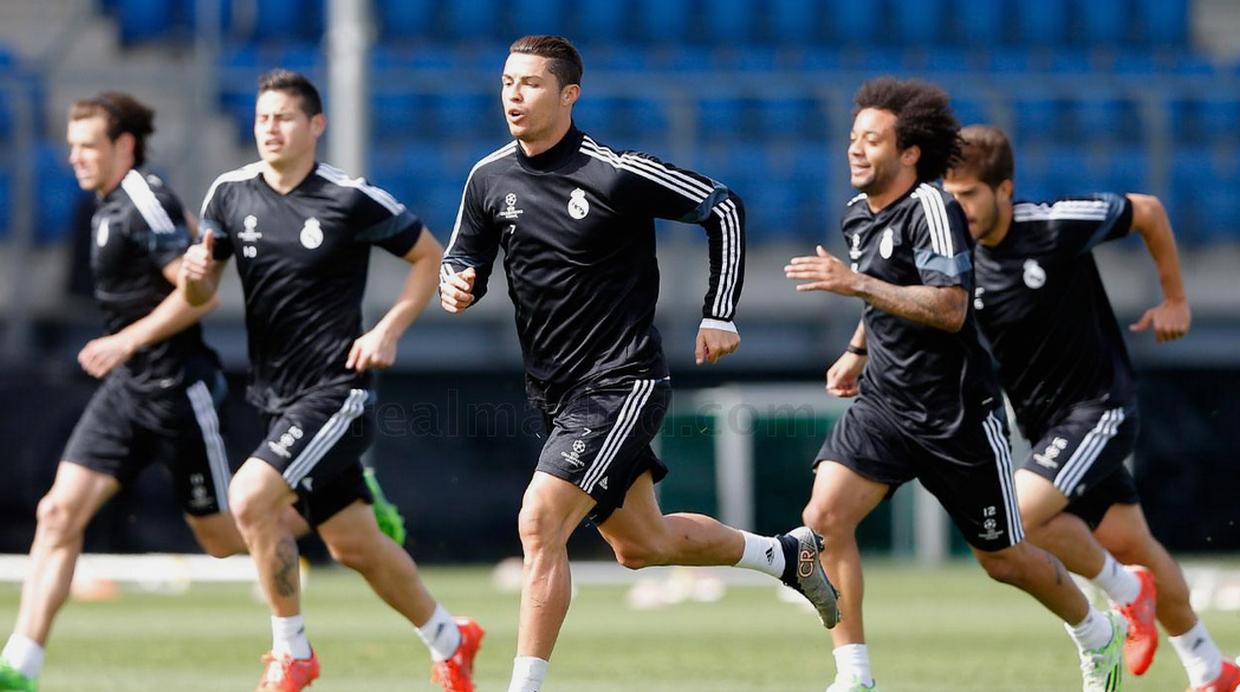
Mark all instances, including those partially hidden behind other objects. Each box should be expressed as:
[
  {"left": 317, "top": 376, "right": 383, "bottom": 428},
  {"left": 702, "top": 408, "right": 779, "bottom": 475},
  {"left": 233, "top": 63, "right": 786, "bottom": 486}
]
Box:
[{"left": 853, "top": 77, "right": 962, "bottom": 182}]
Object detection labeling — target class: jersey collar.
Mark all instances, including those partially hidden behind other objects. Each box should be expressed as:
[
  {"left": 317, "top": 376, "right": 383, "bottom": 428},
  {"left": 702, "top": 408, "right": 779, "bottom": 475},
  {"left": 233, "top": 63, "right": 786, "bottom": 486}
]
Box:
[{"left": 516, "top": 124, "right": 584, "bottom": 173}]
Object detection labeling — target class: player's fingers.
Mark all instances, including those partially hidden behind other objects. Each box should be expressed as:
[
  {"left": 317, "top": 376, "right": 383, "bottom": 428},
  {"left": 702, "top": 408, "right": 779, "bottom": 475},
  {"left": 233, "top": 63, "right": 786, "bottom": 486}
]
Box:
[
  {"left": 695, "top": 332, "right": 707, "bottom": 365},
  {"left": 445, "top": 273, "right": 471, "bottom": 291},
  {"left": 1129, "top": 310, "right": 1154, "bottom": 332},
  {"left": 346, "top": 341, "right": 362, "bottom": 370}
]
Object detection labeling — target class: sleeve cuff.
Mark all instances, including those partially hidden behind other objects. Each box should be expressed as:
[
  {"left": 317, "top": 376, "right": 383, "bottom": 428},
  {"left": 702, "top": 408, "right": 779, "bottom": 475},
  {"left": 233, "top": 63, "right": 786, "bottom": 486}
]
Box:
[{"left": 700, "top": 318, "right": 738, "bottom": 334}]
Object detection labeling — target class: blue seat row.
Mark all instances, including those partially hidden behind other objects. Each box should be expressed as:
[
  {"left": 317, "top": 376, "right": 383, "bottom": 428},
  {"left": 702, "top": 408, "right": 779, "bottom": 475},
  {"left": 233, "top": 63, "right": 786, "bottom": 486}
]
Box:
[
  {"left": 106, "top": 0, "right": 1189, "bottom": 49},
  {"left": 0, "top": 143, "right": 89, "bottom": 243}
]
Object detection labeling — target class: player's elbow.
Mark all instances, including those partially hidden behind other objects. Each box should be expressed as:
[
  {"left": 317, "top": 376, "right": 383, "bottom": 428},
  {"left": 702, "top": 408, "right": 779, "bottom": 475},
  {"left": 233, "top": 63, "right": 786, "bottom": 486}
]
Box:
[
  {"left": 1126, "top": 193, "right": 1169, "bottom": 236},
  {"left": 938, "top": 289, "right": 968, "bottom": 333}
]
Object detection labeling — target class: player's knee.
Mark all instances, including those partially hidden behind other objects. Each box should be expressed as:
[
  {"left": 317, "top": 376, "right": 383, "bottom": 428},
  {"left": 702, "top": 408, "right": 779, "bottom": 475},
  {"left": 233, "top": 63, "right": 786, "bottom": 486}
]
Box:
[
  {"left": 35, "top": 493, "right": 85, "bottom": 543},
  {"left": 801, "top": 500, "right": 847, "bottom": 541},
  {"left": 517, "top": 501, "right": 567, "bottom": 554},
  {"left": 611, "top": 540, "right": 666, "bottom": 570},
  {"left": 326, "top": 537, "right": 374, "bottom": 572},
  {"left": 975, "top": 549, "right": 1023, "bottom": 586},
  {"left": 228, "top": 484, "right": 276, "bottom": 532},
  {"left": 198, "top": 534, "right": 243, "bottom": 559}
]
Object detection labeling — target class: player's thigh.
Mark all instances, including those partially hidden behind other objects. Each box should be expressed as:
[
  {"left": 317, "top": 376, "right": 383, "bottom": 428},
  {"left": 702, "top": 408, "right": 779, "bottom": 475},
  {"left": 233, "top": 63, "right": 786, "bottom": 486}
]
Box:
[
  {"left": 595, "top": 470, "right": 667, "bottom": 551},
  {"left": 39, "top": 461, "right": 121, "bottom": 531},
  {"left": 1026, "top": 403, "right": 1137, "bottom": 504},
  {"left": 519, "top": 471, "right": 597, "bottom": 548},
  {"left": 1092, "top": 500, "right": 1158, "bottom": 564},
  {"left": 61, "top": 376, "right": 148, "bottom": 491},
  {"left": 183, "top": 511, "right": 246, "bottom": 557},
  {"left": 534, "top": 378, "right": 669, "bottom": 526},
  {"left": 805, "top": 399, "right": 907, "bottom": 529},
  {"left": 315, "top": 498, "right": 385, "bottom": 558},
  {"left": 155, "top": 377, "right": 233, "bottom": 518},
  {"left": 917, "top": 408, "right": 1023, "bottom": 553},
  {"left": 1014, "top": 468, "right": 1070, "bottom": 529}
]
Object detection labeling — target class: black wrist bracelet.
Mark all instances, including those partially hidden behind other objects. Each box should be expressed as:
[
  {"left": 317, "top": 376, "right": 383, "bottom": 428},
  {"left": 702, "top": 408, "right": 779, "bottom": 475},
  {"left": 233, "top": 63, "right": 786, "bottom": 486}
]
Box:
[{"left": 845, "top": 344, "right": 868, "bottom": 357}]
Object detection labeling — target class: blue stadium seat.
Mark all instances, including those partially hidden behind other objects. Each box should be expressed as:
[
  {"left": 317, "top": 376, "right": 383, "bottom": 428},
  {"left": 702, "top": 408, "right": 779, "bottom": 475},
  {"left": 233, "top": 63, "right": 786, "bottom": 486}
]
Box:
[
  {"left": 1016, "top": 0, "right": 1069, "bottom": 46},
  {"left": 573, "top": 96, "right": 621, "bottom": 138},
  {"left": 1070, "top": 98, "right": 1143, "bottom": 144},
  {"left": 951, "top": 0, "right": 1005, "bottom": 46},
  {"left": 444, "top": 0, "right": 502, "bottom": 41},
  {"left": 371, "top": 91, "right": 432, "bottom": 141},
  {"left": 1101, "top": 147, "right": 1150, "bottom": 193},
  {"left": 705, "top": 0, "right": 759, "bottom": 44},
  {"left": 510, "top": 0, "right": 569, "bottom": 36},
  {"left": 1013, "top": 148, "right": 1056, "bottom": 203},
  {"left": 575, "top": 0, "right": 628, "bottom": 40},
  {"left": 769, "top": 0, "right": 821, "bottom": 44},
  {"left": 36, "top": 142, "right": 83, "bottom": 243},
  {"left": 1171, "top": 148, "right": 1238, "bottom": 243},
  {"left": 254, "top": 0, "right": 323, "bottom": 42},
  {"left": 1137, "top": 0, "right": 1188, "bottom": 47},
  {"left": 951, "top": 98, "right": 990, "bottom": 128},
  {"left": 637, "top": 0, "right": 693, "bottom": 43},
  {"left": 118, "top": 0, "right": 175, "bottom": 43},
  {"left": 375, "top": 0, "right": 435, "bottom": 40},
  {"left": 754, "top": 98, "right": 823, "bottom": 142},
  {"left": 825, "top": 0, "right": 882, "bottom": 45},
  {"left": 0, "top": 172, "right": 9, "bottom": 239},
  {"left": 1169, "top": 98, "right": 1240, "bottom": 144},
  {"left": 1010, "top": 98, "right": 1067, "bottom": 144},
  {"left": 431, "top": 93, "right": 497, "bottom": 139},
  {"left": 1079, "top": 0, "right": 1129, "bottom": 47},
  {"left": 696, "top": 97, "right": 746, "bottom": 142},
  {"left": 894, "top": 0, "right": 946, "bottom": 47}
]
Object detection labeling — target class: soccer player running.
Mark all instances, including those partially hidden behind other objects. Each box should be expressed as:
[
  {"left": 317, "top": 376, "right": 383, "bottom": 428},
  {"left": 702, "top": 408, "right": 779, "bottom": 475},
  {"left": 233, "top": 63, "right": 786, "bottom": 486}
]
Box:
[
  {"left": 944, "top": 125, "right": 1238, "bottom": 692},
  {"left": 785, "top": 78, "right": 1127, "bottom": 692},
  {"left": 179, "top": 70, "right": 481, "bottom": 692},
  {"left": 440, "top": 35, "right": 840, "bottom": 692},
  {"left": 0, "top": 93, "right": 246, "bottom": 692}
]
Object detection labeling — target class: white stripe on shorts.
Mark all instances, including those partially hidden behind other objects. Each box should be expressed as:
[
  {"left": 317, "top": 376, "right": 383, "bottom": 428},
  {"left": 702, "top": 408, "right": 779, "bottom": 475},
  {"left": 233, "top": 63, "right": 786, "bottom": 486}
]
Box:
[
  {"left": 581, "top": 379, "right": 657, "bottom": 494},
  {"left": 282, "top": 389, "right": 368, "bottom": 488},
  {"left": 186, "top": 380, "right": 231, "bottom": 512},
  {"left": 1054, "top": 407, "right": 1126, "bottom": 496},
  {"left": 983, "top": 411, "right": 1023, "bottom": 546}
]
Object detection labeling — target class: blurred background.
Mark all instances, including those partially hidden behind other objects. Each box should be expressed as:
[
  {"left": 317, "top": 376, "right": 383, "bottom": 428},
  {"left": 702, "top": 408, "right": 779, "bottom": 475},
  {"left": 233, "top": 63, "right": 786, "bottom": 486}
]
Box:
[{"left": 0, "top": 0, "right": 1236, "bottom": 564}]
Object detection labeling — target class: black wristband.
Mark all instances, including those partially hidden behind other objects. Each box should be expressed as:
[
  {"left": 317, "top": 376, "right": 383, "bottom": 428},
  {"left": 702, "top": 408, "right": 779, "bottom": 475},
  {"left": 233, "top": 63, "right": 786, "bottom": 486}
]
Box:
[{"left": 845, "top": 344, "right": 868, "bottom": 357}]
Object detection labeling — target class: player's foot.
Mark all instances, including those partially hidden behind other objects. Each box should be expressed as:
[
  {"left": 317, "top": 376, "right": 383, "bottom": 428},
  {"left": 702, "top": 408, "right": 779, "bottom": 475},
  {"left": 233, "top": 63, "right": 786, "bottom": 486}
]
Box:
[
  {"left": 255, "top": 649, "right": 320, "bottom": 692},
  {"left": 1079, "top": 611, "right": 1126, "bottom": 692},
  {"left": 0, "top": 661, "right": 35, "bottom": 692},
  {"left": 1117, "top": 565, "right": 1157, "bottom": 675},
  {"left": 364, "top": 467, "right": 407, "bottom": 545},
  {"left": 430, "top": 617, "right": 484, "bottom": 692},
  {"left": 826, "top": 675, "right": 878, "bottom": 691},
  {"left": 778, "top": 526, "right": 840, "bottom": 629},
  {"left": 1188, "top": 658, "right": 1240, "bottom": 692}
]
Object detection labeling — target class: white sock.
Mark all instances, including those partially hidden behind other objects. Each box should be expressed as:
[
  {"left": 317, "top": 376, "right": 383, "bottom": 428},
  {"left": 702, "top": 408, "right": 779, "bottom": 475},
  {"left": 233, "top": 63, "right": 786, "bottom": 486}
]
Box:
[
  {"left": 1090, "top": 553, "right": 1141, "bottom": 606},
  {"left": 1, "top": 634, "right": 43, "bottom": 679},
  {"left": 416, "top": 604, "right": 461, "bottom": 662},
  {"left": 507, "top": 656, "right": 549, "bottom": 692},
  {"left": 734, "top": 531, "right": 785, "bottom": 579},
  {"left": 1066, "top": 607, "right": 1113, "bottom": 652},
  {"left": 271, "top": 614, "right": 311, "bottom": 660},
  {"left": 1170, "top": 620, "right": 1224, "bottom": 687},
  {"left": 832, "top": 643, "right": 874, "bottom": 686}
]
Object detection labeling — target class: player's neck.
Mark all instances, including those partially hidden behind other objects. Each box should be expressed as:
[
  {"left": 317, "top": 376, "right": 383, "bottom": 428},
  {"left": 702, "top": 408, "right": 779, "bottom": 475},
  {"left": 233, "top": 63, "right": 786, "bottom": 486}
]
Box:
[
  {"left": 865, "top": 172, "right": 917, "bottom": 213},
  {"left": 980, "top": 202, "right": 1013, "bottom": 247},
  {"left": 517, "top": 118, "right": 573, "bottom": 158},
  {"left": 96, "top": 163, "right": 132, "bottom": 198},
  {"left": 261, "top": 155, "right": 316, "bottom": 194}
]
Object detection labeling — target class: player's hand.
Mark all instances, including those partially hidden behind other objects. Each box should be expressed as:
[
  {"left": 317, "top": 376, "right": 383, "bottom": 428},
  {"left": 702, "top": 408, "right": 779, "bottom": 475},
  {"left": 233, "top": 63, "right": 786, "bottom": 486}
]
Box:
[
  {"left": 77, "top": 333, "right": 136, "bottom": 378},
  {"left": 695, "top": 327, "right": 740, "bottom": 365},
  {"left": 181, "top": 229, "right": 216, "bottom": 283},
  {"left": 347, "top": 328, "right": 397, "bottom": 372},
  {"left": 825, "top": 351, "right": 866, "bottom": 398},
  {"left": 440, "top": 266, "right": 476, "bottom": 313},
  {"left": 1129, "top": 297, "right": 1191, "bottom": 343},
  {"left": 785, "top": 245, "right": 861, "bottom": 296}
]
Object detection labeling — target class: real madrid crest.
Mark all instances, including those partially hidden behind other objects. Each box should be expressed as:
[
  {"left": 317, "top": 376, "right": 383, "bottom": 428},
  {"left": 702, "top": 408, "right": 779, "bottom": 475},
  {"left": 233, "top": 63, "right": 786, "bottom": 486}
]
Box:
[
  {"left": 567, "top": 188, "right": 590, "bottom": 220},
  {"left": 1022, "top": 258, "right": 1046, "bottom": 289},
  {"left": 300, "top": 217, "right": 323, "bottom": 249},
  {"left": 879, "top": 227, "right": 895, "bottom": 259},
  {"left": 96, "top": 218, "right": 109, "bottom": 247}
]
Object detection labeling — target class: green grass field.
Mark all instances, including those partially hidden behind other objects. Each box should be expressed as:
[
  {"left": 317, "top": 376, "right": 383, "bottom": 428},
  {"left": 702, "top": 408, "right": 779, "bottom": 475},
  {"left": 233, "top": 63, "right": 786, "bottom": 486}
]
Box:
[{"left": 3, "top": 560, "right": 1237, "bottom": 691}]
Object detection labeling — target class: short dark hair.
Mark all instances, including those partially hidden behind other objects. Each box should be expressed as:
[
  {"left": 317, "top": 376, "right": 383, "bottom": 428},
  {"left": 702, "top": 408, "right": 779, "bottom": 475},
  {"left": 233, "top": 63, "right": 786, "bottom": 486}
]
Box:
[
  {"left": 952, "top": 125, "right": 1015, "bottom": 188},
  {"left": 69, "top": 91, "right": 155, "bottom": 168},
  {"left": 509, "top": 35, "right": 583, "bottom": 89},
  {"left": 853, "top": 77, "right": 963, "bottom": 182},
  {"left": 257, "top": 68, "right": 322, "bottom": 117}
]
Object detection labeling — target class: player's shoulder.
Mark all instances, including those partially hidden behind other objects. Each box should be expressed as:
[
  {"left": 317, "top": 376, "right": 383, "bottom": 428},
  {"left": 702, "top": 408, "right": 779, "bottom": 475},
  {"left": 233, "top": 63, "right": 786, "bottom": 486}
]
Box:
[
  {"left": 1013, "top": 195, "right": 1116, "bottom": 226},
  {"left": 119, "top": 169, "right": 182, "bottom": 233},
  {"left": 313, "top": 162, "right": 406, "bottom": 215},
  {"left": 465, "top": 140, "right": 520, "bottom": 183},
  {"left": 206, "top": 161, "right": 264, "bottom": 191}
]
